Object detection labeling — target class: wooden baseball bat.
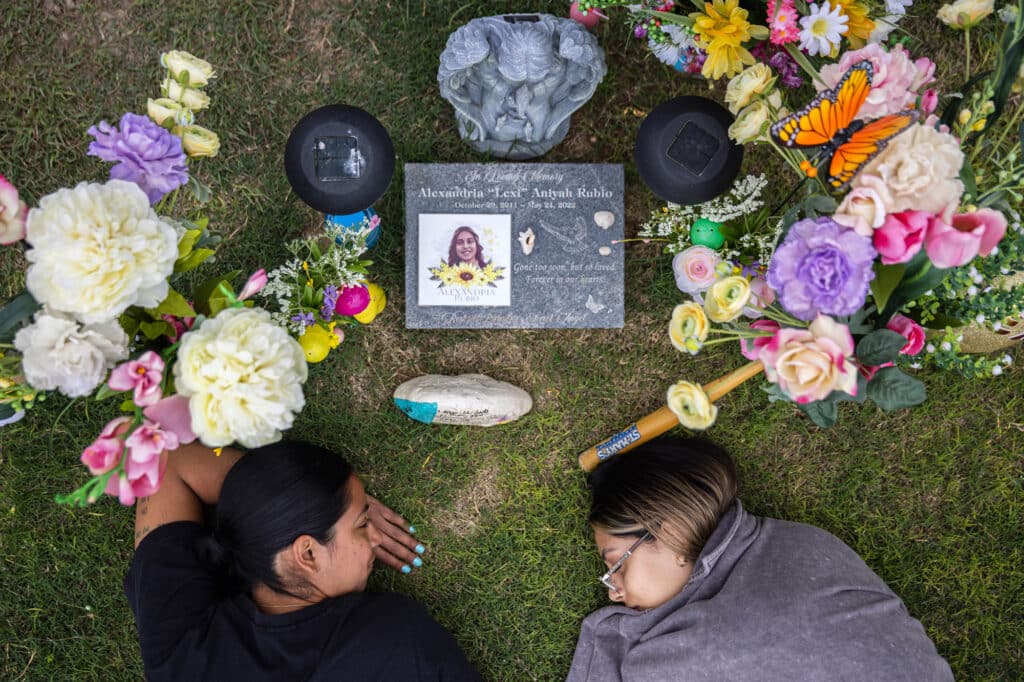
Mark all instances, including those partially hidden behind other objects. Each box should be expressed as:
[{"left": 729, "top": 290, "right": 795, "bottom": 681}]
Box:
[{"left": 577, "top": 361, "right": 765, "bottom": 472}]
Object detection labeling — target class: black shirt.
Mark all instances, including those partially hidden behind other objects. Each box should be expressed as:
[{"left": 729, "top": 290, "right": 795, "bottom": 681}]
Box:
[{"left": 125, "top": 522, "right": 481, "bottom": 681}]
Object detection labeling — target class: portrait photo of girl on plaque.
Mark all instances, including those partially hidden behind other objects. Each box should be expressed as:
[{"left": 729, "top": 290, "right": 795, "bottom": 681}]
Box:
[{"left": 419, "top": 214, "right": 511, "bottom": 307}]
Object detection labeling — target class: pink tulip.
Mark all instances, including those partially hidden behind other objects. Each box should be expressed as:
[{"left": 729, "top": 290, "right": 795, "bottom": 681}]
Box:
[
  {"left": 874, "top": 211, "right": 929, "bottom": 265},
  {"left": 104, "top": 454, "right": 168, "bottom": 505},
  {"left": 886, "top": 314, "right": 926, "bottom": 355},
  {"left": 740, "top": 320, "right": 781, "bottom": 360},
  {"left": 126, "top": 421, "right": 180, "bottom": 464},
  {"left": 80, "top": 416, "right": 131, "bottom": 475},
  {"left": 238, "top": 269, "right": 268, "bottom": 301},
  {"left": 108, "top": 351, "right": 165, "bottom": 407},
  {"left": 920, "top": 89, "right": 938, "bottom": 116},
  {"left": 925, "top": 208, "right": 1008, "bottom": 268},
  {"left": 143, "top": 394, "right": 197, "bottom": 444}
]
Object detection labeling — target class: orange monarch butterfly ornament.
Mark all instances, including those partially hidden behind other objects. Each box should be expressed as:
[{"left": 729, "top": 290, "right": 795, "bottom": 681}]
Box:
[{"left": 770, "top": 60, "right": 919, "bottom": 191}]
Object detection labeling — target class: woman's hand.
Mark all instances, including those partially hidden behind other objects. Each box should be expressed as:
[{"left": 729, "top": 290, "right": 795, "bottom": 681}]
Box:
[{"left": 366, "top": 494, "right": 425, "bottom": 574}]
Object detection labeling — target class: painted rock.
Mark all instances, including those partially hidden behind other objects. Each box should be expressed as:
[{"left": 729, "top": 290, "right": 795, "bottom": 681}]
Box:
[
  {"left": 393, "top": 374, "right": 533, "bottom": 426},
  {"left": 353, "top": 282, "right": 386, "bottom": 324}
]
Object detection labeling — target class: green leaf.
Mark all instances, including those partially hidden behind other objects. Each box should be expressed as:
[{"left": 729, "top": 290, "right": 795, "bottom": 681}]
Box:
[
  {"left": 147, "top": 289, "right": 196, "bottom": 318},
  {"left": 0, "top": 290, "right": 41, "bottom": 344},
  {"left": 94, "top": 383, "right": 123, "bottom": 401},
  {"left": 870, "top": 262, "right": 906, "bottom": 314},
  {"left": 139, "top": 320, "right": 175, "bottom": 340},
  {"left": 798, "top": 397, "right": 838, "bottom": 428},
  {"left": 208, "top": 292, "right": 232, "bottom": 316},
  {"left": 192, "top": 215, "right": 209, "bottom": 231},
  {"left": 174, "top": 248, "right": 216, "bottom": 273},
  {"left": 188, "top": 175, "right": 211, "bottom": 204},
  {"left": 856, "top": 329, "right": 907, "bottom": 366},
  {"left": 191, "top": 271, "right": 240, "bottom": 316},
  {"left": 119, "top": 398, "right": 136, "bottom": 412},
  {"left": 959, "top": 162, "right": 978, "bottom": 201},
  {"left": 177, "top": 228, "right": 203, "bottom": 258},
  {"left": 866, "top": 367, "right": 927, "bottom": 411},
  {"left": 881, "top": 251, "right": 951, "bottom": 319},
  {"left": 921, "top": 312, "right": 967, "bottom": 330},
  {"left": 804, "top": 194, "right": 838, "bottom": 215},
  {"left": 761, "top": 381, "right": 792, "bottom": 403}
]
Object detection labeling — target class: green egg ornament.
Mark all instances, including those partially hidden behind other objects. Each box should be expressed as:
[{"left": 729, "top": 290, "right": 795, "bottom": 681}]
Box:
[{"left": 690, "top": 218, "right": 725, "bottom": 249}]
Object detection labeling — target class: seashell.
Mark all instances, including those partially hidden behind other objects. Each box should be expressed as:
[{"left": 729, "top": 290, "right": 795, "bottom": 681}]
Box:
[
  {"left": 518, "top": 227, "right": 536, "bottom": 255},
  {"left": 594, "top": 211, "right": 615, "bottom": 229},
  {"left": 598, "top": 246, "right": 611, "bottom": 256},
  {"left": 393, "top": 374, "right": 533, "bottom": 426}
]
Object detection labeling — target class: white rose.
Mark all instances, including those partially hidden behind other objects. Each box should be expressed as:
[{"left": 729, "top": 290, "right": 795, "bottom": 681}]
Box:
[
  {"left": 25, "top": 180, "right": 179, "bottom": 324},
  {"left": 160, "top": 50, "right": 216, "bottom": 87},
  {"left": 161, "top": 79, "right": 210, "bottom": 111},
  {"left": 174, "top": 308, "right": 308, "bottom": 448},
  {"left": 728, "top": 92, "right": 783, "bottom": 144},
  {"left": 14, "top": 310, "right": 128, "bottom": 398},
  {"left": 854, "top": 124, "right": 964, "bottom": 215},
  {"left": 725, "top": 64, "right": 776, "bottom": 114}
]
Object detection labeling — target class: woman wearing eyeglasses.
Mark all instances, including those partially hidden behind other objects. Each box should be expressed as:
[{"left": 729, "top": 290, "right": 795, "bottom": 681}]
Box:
[
  {"left": 126, "top": 440, "right": 481, "bottom": 681},
  {"left": 567, "top": 438, "right": 953, "bottom": 681}
]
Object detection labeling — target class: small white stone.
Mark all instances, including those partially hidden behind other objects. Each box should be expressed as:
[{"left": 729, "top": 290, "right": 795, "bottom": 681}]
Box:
[
  {"left": 598, "top": 246, "right": 612, "bottom": 256},
  {"left": 393, "top": 374, "right": 532, "bottom": 427},
  {"left": 594, "top": 211, "right": 615, "bottom": 229}
]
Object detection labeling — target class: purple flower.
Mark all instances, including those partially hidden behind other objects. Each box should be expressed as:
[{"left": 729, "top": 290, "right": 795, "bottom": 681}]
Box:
[
  {"left": 767, "top": 217, "right": 876, "bottom": 321},
  {"left": 768, "top": 51, "right": 803, "bottom": 88},
  {"left": 291, "top": 312, "right": 315, "bottom": 328},
  {"left": 320, "top": 285, "right": 339, "bottom": 319},
  {"left": 87, "top": 113, "right": 188, "bottom": 205}
]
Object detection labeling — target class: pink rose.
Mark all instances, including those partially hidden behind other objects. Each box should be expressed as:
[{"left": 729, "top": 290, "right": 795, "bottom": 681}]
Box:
[
  {"left": 672, "top": 245, "right": 721, "bottom": 295},
  {"left": 818, "top": 44, "right": 935, "bottom": 119},
  {"left": 834, "top": 180, "right": 889, "bottom": 237},
  {"left": 238, "top": 269, "right": 268, "bottom": 301},
  {"left": 925, "top": 208, "right": 1008, "bottom": 268},
  {"left": 873, "top": 211, "right": 930, "bottom": 264},
  {"left": 80, "top": 416, "right": 131, "bottom": 475},
  {"left": 758, "top": 315, "right": 858, "bottom": 404},
  {"left": 0, "top": 173, "right": 28, "bottom": 245},
  {"left": 108, "top": 351, "right": 165, "bottom": 407},
  {"left": 740, "top": 319, "right": 781, "bottom": 360},
  {"left": 886, "top": 314, "right": 926, "bottom": 355}
]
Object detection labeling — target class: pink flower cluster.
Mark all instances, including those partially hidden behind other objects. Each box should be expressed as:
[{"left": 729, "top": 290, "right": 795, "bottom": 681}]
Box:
[
  {"left": 872, "top": 208, "right": 1006, "bottom": 268},
  {"left": 768, "top": 0, "right": 799, "bottom": 45},
  {"left": 819, "top": 44, "right": 935, "bottom": 119},
  {"left": 79, "top": 352, "right": 196, "bottom": 505}
]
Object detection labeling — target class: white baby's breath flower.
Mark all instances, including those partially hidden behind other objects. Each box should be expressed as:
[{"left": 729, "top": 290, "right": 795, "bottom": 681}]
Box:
[
  {"left": 14, "top": 310, "right": 128, "bottom": 398},
  {"left": 174, "top": 308, "right": 308, "bottom": 448},
  {"left": 25, "top": 180, "right": 179, "bottom": 324}
]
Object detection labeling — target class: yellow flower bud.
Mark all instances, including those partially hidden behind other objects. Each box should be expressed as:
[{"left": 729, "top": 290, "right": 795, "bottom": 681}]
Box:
[
  {"left": 972, "top": 118, "right": 987, "bottom": 131},
  {"left": 146, "top": 97, "right": 182, "bottom": 126},
  {"left": 958, "top": 109, "right": 973, "bottom": 125},
  {"left": 180, "top": 125, "right": 220, "bottom": 158},
  {"left": 161, "top": 78, "right": 210, "bottom": 111},
  {"left": 160, "top": 50, "right": 216, "bottom": 87}
]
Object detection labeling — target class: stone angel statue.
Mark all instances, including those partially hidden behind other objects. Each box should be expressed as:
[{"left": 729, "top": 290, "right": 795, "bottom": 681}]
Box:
[{"left": 438, "top": 14, "right": 607, "bottom": 160}]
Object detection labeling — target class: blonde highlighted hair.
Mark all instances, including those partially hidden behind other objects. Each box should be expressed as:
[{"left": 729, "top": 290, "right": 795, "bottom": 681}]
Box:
[{"left": 587, "top": 438, "right": 738, "bottom": 562}]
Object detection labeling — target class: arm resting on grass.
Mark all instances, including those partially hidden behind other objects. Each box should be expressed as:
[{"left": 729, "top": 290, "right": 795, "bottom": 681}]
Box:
[{"left": 134, "top": 444, "right": 242, "bottom": 548}]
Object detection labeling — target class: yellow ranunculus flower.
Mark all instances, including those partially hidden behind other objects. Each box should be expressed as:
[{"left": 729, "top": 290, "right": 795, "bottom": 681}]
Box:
[
  {"left": 146, "top": 98, "right": 182, "bottom": 126},
  {"left": 937, "top": 0, "right": 995, "bottom": 28},
  {"left": 666, "top": 381, "right": 718, "bottom": 430},
  {"left": 180, "top": 125, "right": 220, "bottom": 158},
  {"left": 704, "top": 276, "right": 752, "bottom": 323},
  {"left": 724, "top": 64, "right": 776, "bottom": 114},
  {"left": 161, "top": 50, "right": 216, "bottom": 87},
  {"left": 669, "top": 303, "right": 710, "bottom": 353},
  {"left": 161, "top": 78, "right": 210, "bottom": 111}
]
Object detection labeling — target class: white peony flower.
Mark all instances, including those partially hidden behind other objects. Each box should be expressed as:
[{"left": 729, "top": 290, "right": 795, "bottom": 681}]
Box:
[
  {"left": 25, "top": 180, "right": 180, "bottom": 324},
  {"left": 14, "top": 310, "right": 128, "bottom": 398},
  {"left": 174, "top": 307, "right": 308, "bottom": 448}
]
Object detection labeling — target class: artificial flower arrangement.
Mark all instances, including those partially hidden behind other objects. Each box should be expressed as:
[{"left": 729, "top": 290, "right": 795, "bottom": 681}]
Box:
[
  {"left": 658, "top": 4, "right": 1024, "bottom": 430},
  {"left": 0, "top": 51, "right": 310, "bottom": 506},
  {"left": 573, "top": 0, "right": 913, "bottom": 81},
  {"left": 260, "top": 217, "right": 387, "bottom": 364}
]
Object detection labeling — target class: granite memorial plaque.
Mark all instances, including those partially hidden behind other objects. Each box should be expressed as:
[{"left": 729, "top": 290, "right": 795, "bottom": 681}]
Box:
[{"left": 405, "top": 163, "right": 624, "bottom": 328}]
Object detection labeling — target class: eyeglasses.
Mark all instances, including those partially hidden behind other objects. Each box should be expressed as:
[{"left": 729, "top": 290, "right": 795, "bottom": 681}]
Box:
[{"left": 599, "top": 532, "right": 651, "bottom": 592}]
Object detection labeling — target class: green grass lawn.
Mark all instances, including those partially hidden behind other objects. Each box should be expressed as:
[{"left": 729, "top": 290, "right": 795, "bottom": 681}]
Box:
[{"left": 1, "top": 1, "right": 1022, "bottom": 679}]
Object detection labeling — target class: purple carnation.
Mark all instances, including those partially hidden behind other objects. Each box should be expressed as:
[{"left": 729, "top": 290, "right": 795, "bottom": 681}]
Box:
[
  {"left": 767, "top": 217, "right": 876, "bottom": 321},
  {"left": 87, "top": 113, "right": 188, "bottom": 205}
]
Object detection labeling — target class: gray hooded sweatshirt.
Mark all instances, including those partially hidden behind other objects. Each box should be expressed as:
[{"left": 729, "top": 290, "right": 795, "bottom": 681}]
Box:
[{"left": 567, "top": 501, "right": 953, "bottom": 682}]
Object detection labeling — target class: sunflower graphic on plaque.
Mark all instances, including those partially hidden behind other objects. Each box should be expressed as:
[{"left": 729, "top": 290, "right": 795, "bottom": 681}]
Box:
[{"left": 418, "top": 214, "right": 512, "bottom": 306}]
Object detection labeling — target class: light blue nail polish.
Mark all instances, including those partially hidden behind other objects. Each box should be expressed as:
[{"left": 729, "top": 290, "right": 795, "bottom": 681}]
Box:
[
  {"left": 401, "top": 565, "right": 411, "bottom": 574},
  {"left": 408, "top": 525, "right": 417, "bottom": 534},
  {"left": 412, "top": 557, "right": 423, "bottom": 567},
  {"left": 415, "top": 544, "right": 425, "bottom": 554}
]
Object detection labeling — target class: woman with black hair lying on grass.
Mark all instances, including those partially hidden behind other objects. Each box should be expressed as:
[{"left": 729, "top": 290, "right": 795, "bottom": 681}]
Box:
[
  {"left": 567, "top": 437, "right": 953, "bottom": 682},
  {"left": 126, "top": 440, "right": 481, "bottom": 681}
]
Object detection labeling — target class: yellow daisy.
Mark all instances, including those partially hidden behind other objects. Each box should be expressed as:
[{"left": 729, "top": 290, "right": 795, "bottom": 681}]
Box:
[
  {"left": 834, "top": 0, "right": 875, "bottom": 49},
  {"left": 452, "top": 262, "right": 486, "bottom": 288},
  {"left": 691, "top": 0, "right": 758, "bottom": 80}
]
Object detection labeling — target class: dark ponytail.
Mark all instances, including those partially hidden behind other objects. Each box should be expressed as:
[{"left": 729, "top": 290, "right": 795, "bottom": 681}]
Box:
[{"left": 208, "top": 441, "right": 354, "bottom": 595}]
